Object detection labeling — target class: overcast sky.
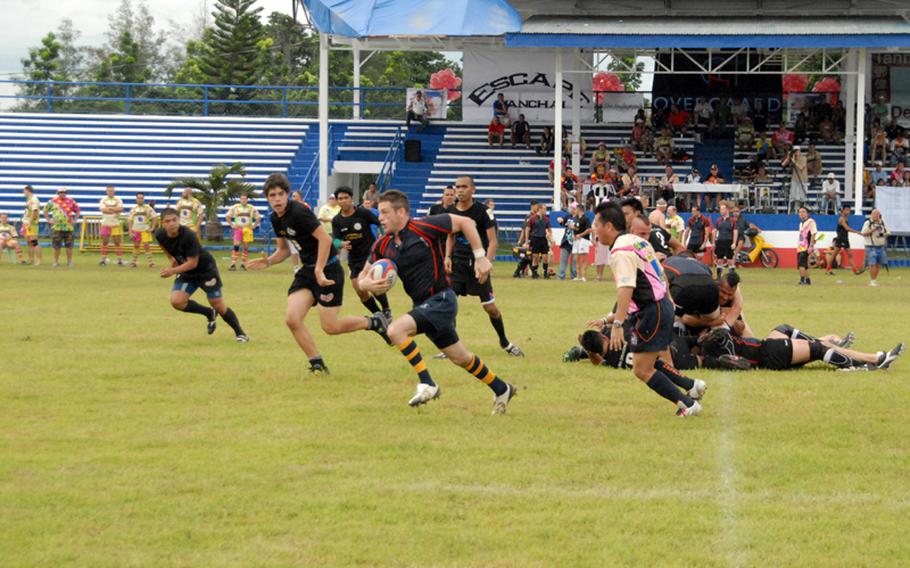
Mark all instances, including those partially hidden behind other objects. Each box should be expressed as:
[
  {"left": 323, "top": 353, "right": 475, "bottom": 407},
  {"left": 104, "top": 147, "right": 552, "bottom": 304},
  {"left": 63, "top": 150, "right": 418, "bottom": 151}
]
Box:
[{"left": 0, "top": 0, "right": 292, "bottom": 75}]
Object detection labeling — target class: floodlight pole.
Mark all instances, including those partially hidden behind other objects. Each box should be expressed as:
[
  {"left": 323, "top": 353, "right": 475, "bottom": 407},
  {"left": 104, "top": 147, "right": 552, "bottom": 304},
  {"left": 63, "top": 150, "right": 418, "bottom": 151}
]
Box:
[
  {"left": 353, "top": 39, "right": 361, "bottom": 120},
  {"left": 571, "top": 50, "right": 582, "bottom": 179},
  {"left": 843, "top": 49, "right": 856, "bottom": 202},
  {"left": 554, "top": 49, "right": 563, "bottom": 212},
  {"left": 853, "top": 48, "right": 867, "bottom": 214},
  {"left": 319, "top": 32, "right": 329, "bottom": 205}
]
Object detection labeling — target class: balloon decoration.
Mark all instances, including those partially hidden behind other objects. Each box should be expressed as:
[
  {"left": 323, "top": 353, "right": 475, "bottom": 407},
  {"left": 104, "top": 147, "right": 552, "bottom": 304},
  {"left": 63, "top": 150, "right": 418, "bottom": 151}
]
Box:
[
  {"left": 592, "top": 72, "right": 624, "bottom": 104},
  {"left": 429, "top": 68, "right": 462, "bottom": 101},
  {"left": 781, "top": 73, "right": 809, "bottom": 94},
  {"left": 812, "top": 76, "right": 841, "bottom": 104}
]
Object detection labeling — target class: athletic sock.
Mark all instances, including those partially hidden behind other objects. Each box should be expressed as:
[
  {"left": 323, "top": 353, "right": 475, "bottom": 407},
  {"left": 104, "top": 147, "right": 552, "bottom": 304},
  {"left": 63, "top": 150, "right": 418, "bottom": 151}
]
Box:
[
  {"left": 241, "top": 249, "right": 249, "bottom": 265},
  {"left": 398, "top": 339, "right": 436, "bottom": 386},
  {"left": 646, "top": 370, "right": 693, "bottom": 406},
  {"left": 376, "top": 292, "right": 390, "bottom": 312},
  {"left": 221, "top": 308, "right": 245, "bottom": 336},
  {"left": 231, "top": 247, "right": 239, "bottom": 262},
  {"left": 309, "top": 356, "right": 327, "bottom": 370},
  {"left": 489, "top": 314, "right": 510, "bottom": 348},
  {"left": 463, "top": 354, "right": 508, "bottom": 395},
  {"left": 362, "top": 296, "right": 382, "bottom": 314},
  {"left": 542, "top": 262, "right": 549, "bottom": 277},
  {"left": 806, "top": 277, "right": 812, "bottom": 285},
  {"left": 791, "top": 328, "right": 815, "bottom": 341},
  {"left": 183, "top": 299, "right": 213, "bottom": 318},
  {"left": 655, "top": 360, "right": 695, "bottom": 391},
  {"left": 821, "top": 348, "right": 863, "bottom": 368}
]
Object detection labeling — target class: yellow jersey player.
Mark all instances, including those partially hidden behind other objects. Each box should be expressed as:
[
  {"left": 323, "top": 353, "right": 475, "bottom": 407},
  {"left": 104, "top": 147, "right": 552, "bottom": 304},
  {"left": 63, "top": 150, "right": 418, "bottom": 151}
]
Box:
[
  {"left": 225, "top": 194, "right": 261, "bottom": 271},
  {"left": 176, "top": 188, "right": 203, "bottom": 235},
  {"left": 22, "top": 185, "right": 42, "bottom": 265},
  {"left": 99, "top": 185, "right": 125, "bottom": 266},
  {"left": 129, "top": 192, "right": 158, "bottom": 268},
  {"left": 0, "top": 213, "right": 27, "bottom": 264}
]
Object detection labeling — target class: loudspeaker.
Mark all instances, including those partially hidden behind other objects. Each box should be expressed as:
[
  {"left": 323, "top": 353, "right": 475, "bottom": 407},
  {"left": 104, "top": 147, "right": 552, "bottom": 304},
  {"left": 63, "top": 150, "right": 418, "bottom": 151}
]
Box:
[{"left": 404, "top": 139, "right": 422, "bottom": 162}]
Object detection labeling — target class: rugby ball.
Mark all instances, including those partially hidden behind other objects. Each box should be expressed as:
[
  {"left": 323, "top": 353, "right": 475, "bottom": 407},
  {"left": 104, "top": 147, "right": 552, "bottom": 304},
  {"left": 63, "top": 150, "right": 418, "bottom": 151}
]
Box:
[{"left": 369, "top": 258, "right": 398, "bottom": 288}]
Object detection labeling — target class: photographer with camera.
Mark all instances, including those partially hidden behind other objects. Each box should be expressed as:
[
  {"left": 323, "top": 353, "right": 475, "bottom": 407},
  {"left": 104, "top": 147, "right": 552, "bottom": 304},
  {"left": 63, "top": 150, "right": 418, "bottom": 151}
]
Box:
[
  {"left": 861, "top": 209, "right": 890, "bottom": 287},
  {"left": 781, "top": 146, "right": 808, "bottom": 214}
]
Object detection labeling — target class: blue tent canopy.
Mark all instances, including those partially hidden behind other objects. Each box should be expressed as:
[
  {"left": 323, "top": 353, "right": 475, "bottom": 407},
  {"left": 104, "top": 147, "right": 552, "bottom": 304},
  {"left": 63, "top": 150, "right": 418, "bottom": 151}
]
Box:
[{"left": 303, "top": 0, "right": 521, "bottom": 37}]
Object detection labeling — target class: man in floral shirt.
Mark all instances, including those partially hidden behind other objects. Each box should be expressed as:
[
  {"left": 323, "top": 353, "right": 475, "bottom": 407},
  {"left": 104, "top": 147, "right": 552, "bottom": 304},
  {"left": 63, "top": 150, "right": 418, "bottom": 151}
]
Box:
[{"left": 44, "top": 188, "right": 80, "bottom": 267}]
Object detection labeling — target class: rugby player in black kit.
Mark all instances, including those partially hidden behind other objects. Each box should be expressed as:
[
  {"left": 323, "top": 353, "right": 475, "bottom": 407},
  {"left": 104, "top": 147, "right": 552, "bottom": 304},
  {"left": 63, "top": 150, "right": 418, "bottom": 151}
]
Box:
[
  {"left": 331, "top": 186, "right": 391, "bottom": 319},
  {"left": 445, "top": 176, "right": 524, "bottom": 357},
  {"left": 247, "top": 174, "right": 388, "bottom": 376},
  {"left": 155, "top": 208, "right": 248, "bottom": 342},
  {"left": 358, "top": 190, "right": 518, "bottom": 414}
]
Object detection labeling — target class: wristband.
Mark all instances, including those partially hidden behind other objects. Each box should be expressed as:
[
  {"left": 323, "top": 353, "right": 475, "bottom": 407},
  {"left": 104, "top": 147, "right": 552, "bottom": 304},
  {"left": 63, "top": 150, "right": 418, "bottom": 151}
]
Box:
[
  {"left": 473, "top": 248, "right": 485, "bottom": 259},
  {"left": 332, "top": 238, "right": 344, "bottom": 249}
]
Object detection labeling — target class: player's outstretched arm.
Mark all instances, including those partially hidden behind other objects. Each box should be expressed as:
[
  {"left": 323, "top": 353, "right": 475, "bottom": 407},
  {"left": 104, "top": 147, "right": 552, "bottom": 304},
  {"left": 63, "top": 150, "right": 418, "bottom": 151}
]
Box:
[
  {"left": 248, "top": 237, "right": 290, "bottom": 270},
  {"left": 449, "top": 215, "right": 491, "bottom": 283}
]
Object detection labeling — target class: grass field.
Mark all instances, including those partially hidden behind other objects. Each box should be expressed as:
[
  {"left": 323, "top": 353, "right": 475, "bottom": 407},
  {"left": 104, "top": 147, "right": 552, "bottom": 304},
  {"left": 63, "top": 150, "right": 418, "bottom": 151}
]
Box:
[{"left": 2, "top": 255, "right": 909, "bottom": 567}]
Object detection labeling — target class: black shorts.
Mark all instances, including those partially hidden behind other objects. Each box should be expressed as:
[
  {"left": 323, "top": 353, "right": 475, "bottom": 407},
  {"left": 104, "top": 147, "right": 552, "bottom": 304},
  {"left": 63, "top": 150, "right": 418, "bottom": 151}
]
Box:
[
  {"left": 715, "top": 240, "right": 733, "bottom": 260},
  {"left": 409, "top": 288, "right": 460, "bottom": 349},
  {"left": 627, "top": 297, "right": 674, "bottom": 353},
  {"left": 833, "top": 237, "right": 849, "bottom": 249},
  {"left": 348, "top": 256, "right": 369, "bottom": 279},
  {"left": 530, "top": 236, "right": 550, "bottom": 255},
  {"left": 450, "top": 259, "right": 495, "bottom": 304},
  {"left": 759, "top": 339, "right": 793, "bottom": 370},
  {"left": 288, "top": 260, "right": 344, "bottom": 307},
  {"left": 670, "top": 275, "right": 719, "bottom": 316},
  {"left": 686, "top": 241, "right": 703, "bottom": 254},
  {"left": 172, "top": 271, "right": 223, "bottom": 300},
  {"left": 51, "top": 230, "right": 74, "bottom": 249},
  {"left": 797, "top": 251, "right": 810, "bottom": 269}
]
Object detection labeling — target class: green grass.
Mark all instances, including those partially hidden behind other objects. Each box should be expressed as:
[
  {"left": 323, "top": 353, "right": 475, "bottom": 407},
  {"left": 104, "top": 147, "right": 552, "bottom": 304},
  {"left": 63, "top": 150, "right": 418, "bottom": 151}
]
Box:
[{"left": 2, "top": 256, "right": 909, "bottom": 567}]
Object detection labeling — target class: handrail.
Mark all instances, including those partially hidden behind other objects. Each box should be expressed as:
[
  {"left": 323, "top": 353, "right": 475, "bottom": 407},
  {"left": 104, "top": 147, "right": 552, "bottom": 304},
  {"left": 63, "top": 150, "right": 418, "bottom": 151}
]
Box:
[
  {"left": 376, "top": 126, "right": 404, "bottom": 193},
  {"left": 299, "top": 124, "right": 344, "bottom": 205}
]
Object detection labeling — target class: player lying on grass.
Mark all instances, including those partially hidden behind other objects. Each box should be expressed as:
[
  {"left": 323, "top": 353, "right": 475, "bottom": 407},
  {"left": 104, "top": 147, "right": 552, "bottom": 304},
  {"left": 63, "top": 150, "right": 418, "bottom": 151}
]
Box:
[
  {"left": 698, "top": 327, "right": 903, "bottom": 371},
  {"left": 155, "top": 208, "right": 248, "bottom": 343},
  {"left": 357, "top": 190, "right": 517, "bottom": 415}
]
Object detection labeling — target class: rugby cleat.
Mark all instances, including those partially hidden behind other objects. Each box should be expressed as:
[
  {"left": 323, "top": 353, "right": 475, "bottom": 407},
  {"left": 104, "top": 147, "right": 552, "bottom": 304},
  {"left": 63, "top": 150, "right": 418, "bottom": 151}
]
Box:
[
  {"left": 228, "top": 264, "right": 237, "bottom": 271},
  {"left": 408, "top": 383, "right": 440, "bottom": 407},
  {"left": 235, "top": 334, "right": 250, "bottom": 343},
  {"left": 687, "top": 379, "right": 708, "bottom": 401},
  {"left": 367, "top": 312, "right": 392, "bottom": 345},
  {"left": 563, "top": 345, "right": 585, "bottom": 362},
  {"left": 207, "top": 308, "right": 217, "bottom": 335},
  {"left": 717, "top": 354, "right": 752, "bottom": 370},
  {"left": 676, "top": 400, "right": 702, "bottom": 417},
  {"left": 877, "top": 343, "right": 905, "bottom": 370},
  {"left": 833, "top": 331, "right": 855, "bottom": 349},
  {"left": 492, "top": 382, "right": 517, "bottom": 415},
  {"left": 503, "top": 342, "right": 525, "bottom": 357},
  {"left": 308, "top": 362, "right": 330, "bottom": 377}
]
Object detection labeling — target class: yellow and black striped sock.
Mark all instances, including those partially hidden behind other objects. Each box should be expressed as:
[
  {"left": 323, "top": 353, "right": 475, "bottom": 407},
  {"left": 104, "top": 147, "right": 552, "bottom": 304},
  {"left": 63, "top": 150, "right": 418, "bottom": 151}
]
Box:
[
  {"left": 398, "top": 339, "right": 435, "bottom": 386},
  {"left": 463, "top": 354, "right": 508, "bottom": 396}
]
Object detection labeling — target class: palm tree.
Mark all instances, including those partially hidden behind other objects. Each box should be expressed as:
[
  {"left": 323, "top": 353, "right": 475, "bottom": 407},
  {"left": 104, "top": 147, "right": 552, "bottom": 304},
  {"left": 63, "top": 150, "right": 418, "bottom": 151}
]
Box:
[{"left": 165, "top": 162, "right": 257, "bottom": 241}]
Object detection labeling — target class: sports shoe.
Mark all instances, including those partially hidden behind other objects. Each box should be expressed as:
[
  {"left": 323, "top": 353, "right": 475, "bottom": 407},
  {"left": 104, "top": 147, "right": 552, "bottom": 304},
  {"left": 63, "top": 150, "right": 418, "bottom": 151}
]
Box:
[
  {"left": 715, "top": 354, "right": 752, "bottom": 370},
  {"left": 52, "top": 262, "right": 60, "bottom": 268},
  {"left": 877, "top": 343, "right": 905, "bottom": 370},
  {"left": 563, "top": 345, "right": 584, "bottom": 362},
  {"left": 853, "top": 267, "right": 866, "bottom": 275},
  {"left": 870, "top": 280, "right": 879, "bottom": 287},
  {"left": 116, "top": 259, "right": 124, "bottom": 266},
  {"left": 228, "top": 264, "right": 236, "bottom": 271},
  {"left": 367, "top": 311, "right": 392, "bottom": 345},
  {"left": 503, "top": 342, "right": 525, "bottom": 357},
  {"left": 676, "top": 399, "right": 702, "bottom": 417},
  {"left": 492, "top": 382, "right": 517, "bottom": 415},
  {"left": 687, "top": 379, "right": 708, "bottom": 400},
  {"left": 408, "top": 383, "right": 440, "bottom": 406},
  {"left": 833, "top": 331, "right": 855, "bottom": 349},
  {"left": 99, "top": 258, "right": 108, "bottom": 266},
  {"left": 240, "top": 264, "right": 247, "bottom": 271},
  {"left": 207, "top": 308, "right": 217, "bottom": 335},
  {"left": 236, "top": 334, "right": 250, "bottom": 343},
  {"left": 309, "top": 362, "right": 329, "bottom": 376}
]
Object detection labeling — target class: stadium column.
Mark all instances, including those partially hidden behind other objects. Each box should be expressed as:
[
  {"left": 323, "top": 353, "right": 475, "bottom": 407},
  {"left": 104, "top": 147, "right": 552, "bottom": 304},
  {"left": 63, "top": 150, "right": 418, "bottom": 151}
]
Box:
[
  {"left": 843, "top": 48, "right": 856, "bottom": 201},
  {"left": 853, "top": 48, "right": 867, "bottom": 214},
  {"left": 571, "top": 49, "right": 582, "bottom": 177},
  {"left": 353, "top": 39, "right": 361, "bottom": 120},
  {"left": 554, "top": 48, "right": 564, "bottom": 211},
  {"left": 319, "top": 32, "right": 330, "bottom": 205}
]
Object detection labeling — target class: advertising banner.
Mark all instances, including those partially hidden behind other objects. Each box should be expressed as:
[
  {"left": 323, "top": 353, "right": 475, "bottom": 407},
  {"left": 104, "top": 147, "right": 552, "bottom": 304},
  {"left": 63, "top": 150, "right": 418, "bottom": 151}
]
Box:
[
  {"left": 871, "top": 52, "right": 910, "bottom": 127},
  {"left": 406, "top": 88, "right": 447, "bottom": 120}
]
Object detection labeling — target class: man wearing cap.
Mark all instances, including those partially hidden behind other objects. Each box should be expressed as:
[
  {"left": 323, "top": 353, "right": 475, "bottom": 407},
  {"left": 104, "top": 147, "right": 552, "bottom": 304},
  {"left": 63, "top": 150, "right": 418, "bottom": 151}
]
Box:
[
  {"left": 44, "top": 188, "right": 80, "bottom": 267},
  {"left": 820, "top": 173, "right": 841, "bottom": 215}
]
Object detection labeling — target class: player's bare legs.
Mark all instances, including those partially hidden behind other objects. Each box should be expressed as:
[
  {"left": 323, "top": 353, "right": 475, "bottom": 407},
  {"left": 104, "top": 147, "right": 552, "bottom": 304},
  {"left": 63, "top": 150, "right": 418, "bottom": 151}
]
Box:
[
  {"left": 285, "top": 289, "right": 321, "bottom": 358},
  {"left": 317, "top": 305, "right": 370, "bottom": 335}
]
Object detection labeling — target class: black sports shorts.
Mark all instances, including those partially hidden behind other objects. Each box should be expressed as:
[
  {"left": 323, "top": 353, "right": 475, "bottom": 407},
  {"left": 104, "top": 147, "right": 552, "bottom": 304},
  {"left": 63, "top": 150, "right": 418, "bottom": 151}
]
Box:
[
  {"left": 530, "top": 236, "right": 550, "bottom": 254},
  {"left": 715, "top": 240, "right": 733, "bottom": 260},
  {"left": 670, "top": 275, "right": 719, "bottom": 316},
  {"left": 797, "top": 251, "right": 810, "bottom": 269},
  {"left": 758, "top": 339, "right": 794, "bottom": 370},
  {"left": 409, "top": 288, "right": 460, "bottom": 349},
  {"left": 450, "top": 259, "right": 495, "bottom": 304},
  {"left": 289, "top": 260, "right": 344, "bottom": 307},
  {"left": 627, "top": 297, "right": 674, "bottom": 353}
]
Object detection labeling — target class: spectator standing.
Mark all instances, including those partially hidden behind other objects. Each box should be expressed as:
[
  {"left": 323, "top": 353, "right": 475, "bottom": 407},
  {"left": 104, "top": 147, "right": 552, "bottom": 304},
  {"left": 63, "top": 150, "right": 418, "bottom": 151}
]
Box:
[
  {"left": 782, "top": 146, "right": 809, "bottom": 213},
  {"left": 683, "top": 205, "right": 712, "bottom": 259},
  {"left": 665, "top": 205, "right": 685, "bottom": 242},
  {"left": 825, "top": 205, "right": 862, "bottom": 275},
  {"left": 571, "top": 205, "right": 593, "bottom": 281},
  {"left": 429, "top": 185, "right": 455, "bottom": 215},
  {"left": 592, "top": 232, "right": 611, "bottom": 282},
  {"left": 492, "top": 93, "right": 510, "bottom": 125},
  {"left": 796, "top": 206, "right": 817, "bottom": 286},
  {"left": 361, "top": 183, "right": 380, "bottom": 206},
  {"left": 226, "top": 194, "right": 262, "bottom": 271},
  {"left": 406, "top": 90, "right": 430, "bottom": 130},
  {"left": 316, "top": 195, "right": 340, "bottom": 235},
  {"left": 537, "top": 126, "right": 554, "bottom": 156},
  {"left": 98, "top": 185, "right": 125, "bottom": 266},
  {"left": 523, "top": 205, "right": 552, "bottom": 279},
  {"left": 820, "top": 173, "right": 841, "bottom": 215},
  {"left": 511, "top": 114, "right": 531, "bottom": 148},
  {"left": 176, "top": 188, "right": 203, "bottom": 235},
  {"left": 556, "top": 205, "right": 577, "bottom": 280},
  {"left": 488, "top": 116, "right": 505, "bottom": 147},
  {"left": 713, "top": 202, "right": 738, "bottom": 279},
  {"left": 21, "top": 185, "right": 42, "bottom": 265},
  {"left": 128, "top": 192, "right": 158, "bottom": 268},
  {"left": 861, "top": 209, "right": 890, "bottom": 287},
  {"left": 44, "top": 188, "right": 80, "bottom": 267}
]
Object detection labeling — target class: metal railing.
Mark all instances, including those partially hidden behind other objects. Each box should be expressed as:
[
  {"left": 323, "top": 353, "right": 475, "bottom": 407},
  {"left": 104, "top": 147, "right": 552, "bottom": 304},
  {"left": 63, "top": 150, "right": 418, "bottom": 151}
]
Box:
[
  {"left": 299, "top": 124, "right": 344, "bottom": 204},
  {"left": 0, "top": 80, "right": 438, "bottom": 119},
  {"left": 375, "top": 126, "right": 404, "bottom": 193}
]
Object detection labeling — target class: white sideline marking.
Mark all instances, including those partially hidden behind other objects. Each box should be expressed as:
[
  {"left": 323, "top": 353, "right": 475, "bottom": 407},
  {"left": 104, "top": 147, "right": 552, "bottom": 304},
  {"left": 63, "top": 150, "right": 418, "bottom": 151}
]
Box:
[{"left": 715, "top": 373, "right": 746, "bottom": 568}]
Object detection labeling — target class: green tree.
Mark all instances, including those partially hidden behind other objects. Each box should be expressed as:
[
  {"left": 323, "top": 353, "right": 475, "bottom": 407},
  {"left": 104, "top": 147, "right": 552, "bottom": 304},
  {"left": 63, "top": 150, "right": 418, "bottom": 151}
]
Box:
[
  {"left": 18, "top": 32, "right": 64, "bottom": 110},
  {"left": 608, "top": 56, "right": 645, "bottom": 93},
  {"left": 165, "top": 162, "right": 257, "bottom": 240},
  {"left": 201, "top": 0, "right": 265, "bottom": 103},
  {"left": 105, "top": 0, "right": 166, "bottom": 80},
  {"left": 94, "top": 30, "right": 151, "bottom": 84}
]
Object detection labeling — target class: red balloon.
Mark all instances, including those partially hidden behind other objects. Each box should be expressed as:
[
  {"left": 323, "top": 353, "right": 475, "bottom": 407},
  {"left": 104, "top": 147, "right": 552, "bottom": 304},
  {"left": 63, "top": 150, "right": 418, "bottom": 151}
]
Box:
[
  {"left": 782, "top": 73, "right": 809, "bottom": 93},
  {"left": 812, "top": 76, "right": 841, "bottom": 104},
  {"left": 592, "top": 72, "right": 624, "bottom": 104},
  {"left": 429, "top": 68, "right": 462, "bottom": 101}
]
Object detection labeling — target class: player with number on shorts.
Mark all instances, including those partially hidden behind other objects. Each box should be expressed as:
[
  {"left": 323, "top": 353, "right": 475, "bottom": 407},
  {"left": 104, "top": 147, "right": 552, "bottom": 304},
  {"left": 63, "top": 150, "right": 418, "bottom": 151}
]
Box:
[
  {"left": 226, "top": 194, "right": 261, "bottom": 271},
  {"left": 98, "top": 186, "right": 125, "bottom": 266},
  {"left": 129, "top": 193, "right": 157, "bottom": 268}
]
